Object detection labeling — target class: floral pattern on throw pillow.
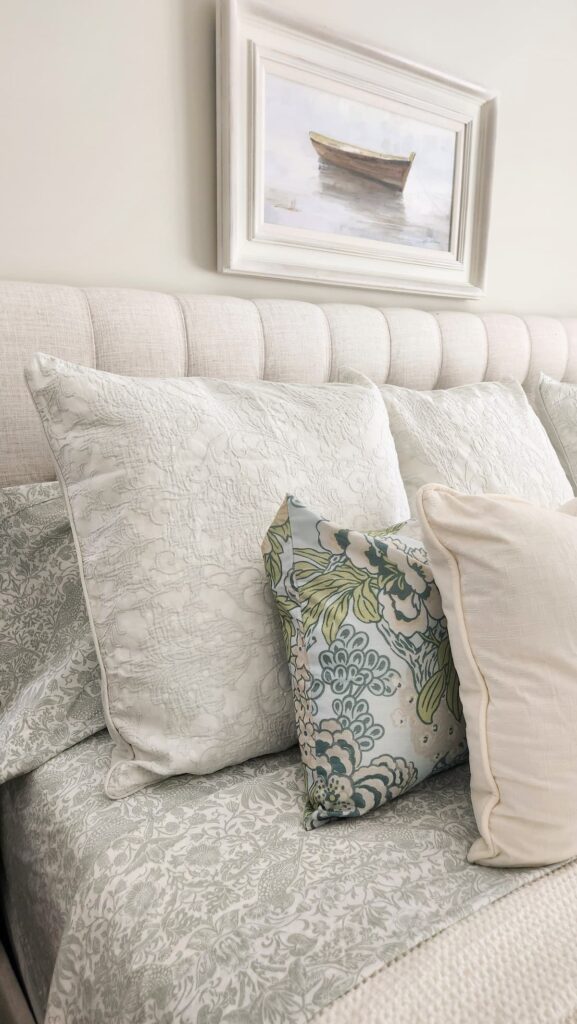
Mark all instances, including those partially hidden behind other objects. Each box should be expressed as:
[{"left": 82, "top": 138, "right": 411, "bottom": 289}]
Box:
[{"left": 262, "top": 496, "right": 467, "bottom": 829}]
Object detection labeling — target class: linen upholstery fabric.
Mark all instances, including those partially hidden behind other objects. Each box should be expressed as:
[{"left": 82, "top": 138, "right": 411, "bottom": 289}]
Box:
[
  {"left": 417, "top": 484, "right": 577, "bottom": 867},
  {"left": 537, "top": 373, "right": 577, "bottom": 491},
  {"left": 4, "top": 281, "right": 577, "bottom": 487},
  {"left": 0, "top": 481, "right": 104, "bottom": 781},
  {"left": 372, "top": 378, "right": 572, "bottom": 514},
  {"left": 26, "top": 354, "right": 409, "bottom": 798},
  {"left": 263, "top": 497, "right": 466, "bottom": 829},
  {"left": 0, "top": 734, "right": 558, "bottom": 1024}
]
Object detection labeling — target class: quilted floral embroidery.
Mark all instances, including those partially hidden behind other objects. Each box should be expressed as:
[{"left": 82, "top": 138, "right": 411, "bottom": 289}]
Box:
[
  {"left": 537, "top": 373, "right": 577, "bottom": 490},
  {"left": 263, "top": 497, "right": 466, "bottom": 828},
  {"left": 27, "top": 354, "right": 410, "bottom": 797},
  {"left": 379, "top": 378, "right": 572, "bottom": 514}
]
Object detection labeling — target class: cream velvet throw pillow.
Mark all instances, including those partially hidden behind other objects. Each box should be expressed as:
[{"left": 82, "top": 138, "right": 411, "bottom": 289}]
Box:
[
  {"left": 418, "top": 484, "right": 577, "bottom": 868},
  {"left": 26, "top": 354, "right": 409, "bottom": 798}
]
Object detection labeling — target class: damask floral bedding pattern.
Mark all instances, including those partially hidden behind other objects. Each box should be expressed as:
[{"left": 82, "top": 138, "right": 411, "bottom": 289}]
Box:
[
  {"left": 0, "top": 734, "right": 556, "bottom": 1024},
  {"left": 0, "top": 481, "right": 104, "bottom": 781},
  {"left": 262, "top": 498, "right": 466, "bottom": 828}
]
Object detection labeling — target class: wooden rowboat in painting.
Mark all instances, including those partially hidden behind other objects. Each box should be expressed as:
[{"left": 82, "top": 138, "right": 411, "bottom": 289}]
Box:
[{"left": 309, "top": 131, "right": 415, "bottom": 192}]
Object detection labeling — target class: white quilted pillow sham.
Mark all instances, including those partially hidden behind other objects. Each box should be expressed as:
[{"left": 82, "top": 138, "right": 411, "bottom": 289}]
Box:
[
  {"left": 536, "top": 373, "right": 577, "bottom": 492},
  {"left": 26, "top": 354, "right": 409, "bottom": 798},
  {"left": 341, "top": 372, "right": 572, "bottom": 514}
]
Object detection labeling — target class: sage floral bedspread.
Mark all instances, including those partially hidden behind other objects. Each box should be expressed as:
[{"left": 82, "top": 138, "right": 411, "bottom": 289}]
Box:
[{"left": 0, "top": 733, "right": 552, "bottom": 1024}]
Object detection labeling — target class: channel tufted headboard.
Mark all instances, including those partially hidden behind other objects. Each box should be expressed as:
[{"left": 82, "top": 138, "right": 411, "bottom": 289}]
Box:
[{"left": 2, "top": 280, "right": 577, "bottom": 486}]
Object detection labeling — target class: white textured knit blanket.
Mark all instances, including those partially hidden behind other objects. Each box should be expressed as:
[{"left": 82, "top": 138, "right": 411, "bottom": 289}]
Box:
[{"left": 318, "top": 860, "right": 577, "bottom": 1024}]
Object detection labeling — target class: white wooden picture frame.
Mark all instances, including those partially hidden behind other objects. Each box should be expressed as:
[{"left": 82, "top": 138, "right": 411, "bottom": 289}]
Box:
[{"left": 217, "top": 0, "right": 497, "bottom": 298}]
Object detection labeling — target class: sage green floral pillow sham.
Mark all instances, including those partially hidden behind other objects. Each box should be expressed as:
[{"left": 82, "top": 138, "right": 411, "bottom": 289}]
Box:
[
  {"left": 0, "top": 482, "right": 105, "bottom": 782},
  {"left": 262, "top": 497, "right": 467, "bottom": 829}
]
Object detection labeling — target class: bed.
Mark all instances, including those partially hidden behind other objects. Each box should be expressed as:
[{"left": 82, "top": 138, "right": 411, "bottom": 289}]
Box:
[{"left": 2, "top": 281, "right": 577, "bottom": 1023}]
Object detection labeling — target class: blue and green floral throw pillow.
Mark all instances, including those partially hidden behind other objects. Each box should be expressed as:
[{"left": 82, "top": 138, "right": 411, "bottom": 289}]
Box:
[{"left": 262, "top": 496, "right": 467, "bottom": 829}]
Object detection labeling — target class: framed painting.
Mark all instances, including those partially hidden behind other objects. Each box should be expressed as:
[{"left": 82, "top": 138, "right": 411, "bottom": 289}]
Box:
[{"left": 217, "top": 0, "right": 497, "bottom": 297}]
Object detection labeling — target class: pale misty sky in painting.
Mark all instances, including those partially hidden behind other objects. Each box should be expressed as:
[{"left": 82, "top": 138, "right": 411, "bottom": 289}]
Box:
[{"left": 264, "top": 73, "right": 456, "bottom": 250}]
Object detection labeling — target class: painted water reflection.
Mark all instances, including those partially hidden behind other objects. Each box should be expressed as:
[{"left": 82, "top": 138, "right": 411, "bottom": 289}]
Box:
[{"left": 264, "top": 73, "right": 455, "bottom": 251}]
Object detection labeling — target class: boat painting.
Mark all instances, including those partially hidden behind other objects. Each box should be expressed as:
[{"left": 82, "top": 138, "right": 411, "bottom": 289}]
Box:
[
  {"left": 264, "top": 72, "right": 456, "bottom": 251},
  {"left": 309, "top": 131, "right": 415, "bottom": 192}
]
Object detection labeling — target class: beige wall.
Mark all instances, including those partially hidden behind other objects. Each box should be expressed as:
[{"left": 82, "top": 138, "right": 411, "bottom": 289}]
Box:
[{"left": 0, "top": 0, "right": 576, "bottom": 313}]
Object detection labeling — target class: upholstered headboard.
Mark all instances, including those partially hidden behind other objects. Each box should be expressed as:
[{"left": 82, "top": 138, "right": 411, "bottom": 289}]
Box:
[{"left": 2, "top": 279, "right": 577, "bottom": 486}]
